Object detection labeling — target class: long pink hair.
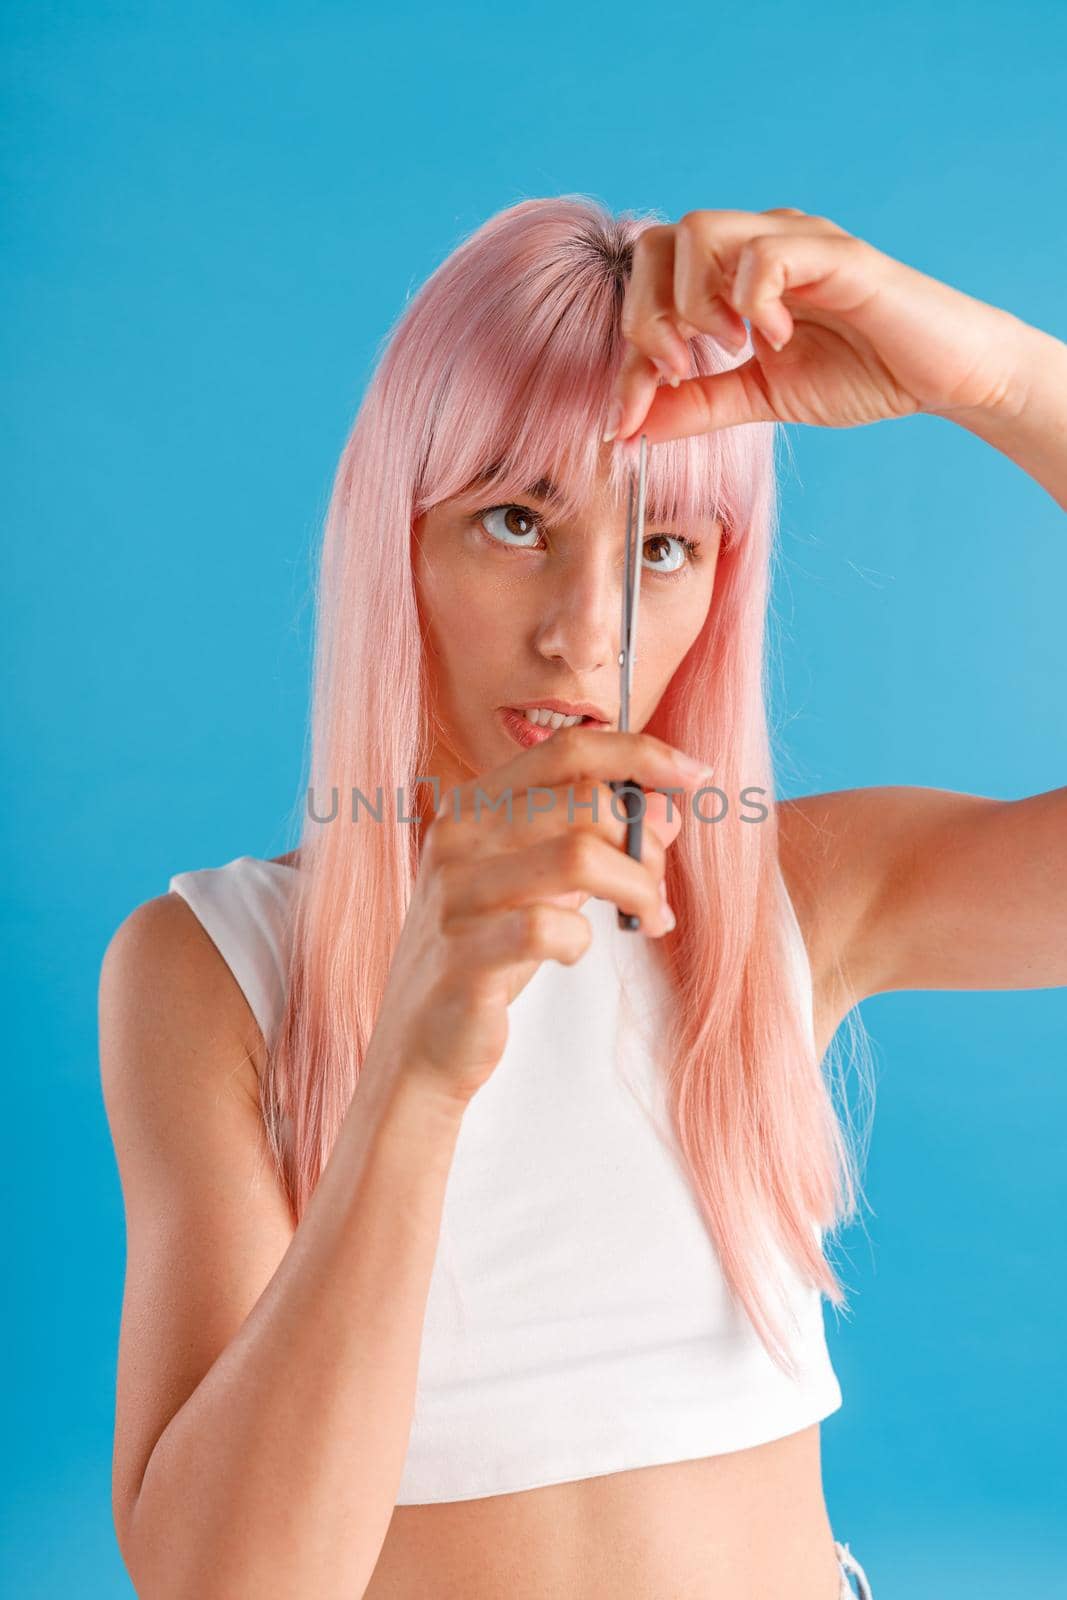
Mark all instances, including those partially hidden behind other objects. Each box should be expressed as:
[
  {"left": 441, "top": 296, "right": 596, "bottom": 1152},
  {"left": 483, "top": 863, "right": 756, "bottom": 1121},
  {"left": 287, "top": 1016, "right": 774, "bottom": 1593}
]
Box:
[{"left": 262, "top": 194, "right": 873, "bottom": 1375}]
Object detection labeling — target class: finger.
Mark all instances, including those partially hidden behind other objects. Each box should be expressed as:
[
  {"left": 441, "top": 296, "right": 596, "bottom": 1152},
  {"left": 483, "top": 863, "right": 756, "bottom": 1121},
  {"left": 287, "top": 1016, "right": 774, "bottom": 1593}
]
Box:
[
  {"left": 464, "top": 725, "right": 714, "bottom": 810},
  {"left": 518, "top": 781, "right": 676, "bottom": 867},
  {"left": 644, "top": 785, "right": 687, "bottom": 850},
  {"left": 435, "top": 776, "right": 673, "bottom": 870},
  {"left": 622, "top": 227, "right": 693, "bottom": 378},
  {"left": 603, "top": 341, "right": 669, "bottom": 444},
  {"left": 605, "top": 228, "right": 695, "bottom": 443},
  {"left": 448, "top": 831, "right": 670, "bottom": 936},
  {"left": 727, "top": 231, "right": 875, "bottom": 349},
  {"left": 447, "top": 900, "right": 594, "bottom": 973},
  {"left": 668, "top": 208, "right": 808, "bottom": 352},
  {"left": 673, "top": 219, "right": 748, "bottom": 356},
  {"left": 444, "top": 777, "right": 632, "bottom": 855},
  {"left": 668, "top": 210, "right": 858, "bottom": 353}
]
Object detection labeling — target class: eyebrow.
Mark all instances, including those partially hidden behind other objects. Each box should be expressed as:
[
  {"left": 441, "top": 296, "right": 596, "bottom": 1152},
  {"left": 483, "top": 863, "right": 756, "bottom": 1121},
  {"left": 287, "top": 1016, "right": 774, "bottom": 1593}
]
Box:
[
  {"left": 520, "top": 476, "right": 560, "bottom": 503},
  {"left": 463, "top": 466, "right": 561, "bottom": 505}
]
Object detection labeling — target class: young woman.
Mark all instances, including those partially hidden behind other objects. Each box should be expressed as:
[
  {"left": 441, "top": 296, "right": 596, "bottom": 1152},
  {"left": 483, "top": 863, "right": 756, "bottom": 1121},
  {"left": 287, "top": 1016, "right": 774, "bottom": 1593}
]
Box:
[{"left": 99, "top": 197, "right": 1067, "bottom": 1600}]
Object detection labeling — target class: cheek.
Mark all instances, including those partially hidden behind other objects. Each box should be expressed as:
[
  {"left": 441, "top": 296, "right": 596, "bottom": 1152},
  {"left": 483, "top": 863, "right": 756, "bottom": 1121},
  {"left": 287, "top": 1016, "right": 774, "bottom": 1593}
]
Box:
[
  {"left": 663, "top": 586, "right": 713, "bottom": 651},
  {"left": 416, "top": 549, "right": 518, "bottom": 675},
  {"left": 640, "top": 587, "right": 715, "bottom": 693},
  {"left": 677, "top": 562, "right": 718, "bottom": 646}
]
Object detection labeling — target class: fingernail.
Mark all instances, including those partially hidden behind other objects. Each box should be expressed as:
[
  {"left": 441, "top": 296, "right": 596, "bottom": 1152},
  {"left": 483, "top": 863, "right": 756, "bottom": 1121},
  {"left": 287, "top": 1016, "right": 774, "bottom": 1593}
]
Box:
[
  {"left": 756, "top": 321, "right": 786, "bottom": 353},
  {"left": 602, "top": 397, "right": 623, "bottom": 442},
  {"left": 674, "top": 751, "right": 715, "bottom": 782},
  {"left": 653, "top": 358, "right": 682, "bottom": 389},
  {"left": 661, "top": 902, "right": 676, "bottom": 932}
]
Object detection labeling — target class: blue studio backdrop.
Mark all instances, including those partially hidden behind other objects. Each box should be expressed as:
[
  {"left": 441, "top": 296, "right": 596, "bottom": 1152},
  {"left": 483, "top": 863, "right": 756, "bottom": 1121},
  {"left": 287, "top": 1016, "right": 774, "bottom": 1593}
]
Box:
[{"left": 4, "top": 2, "right": 1065, "bottom": 1595}]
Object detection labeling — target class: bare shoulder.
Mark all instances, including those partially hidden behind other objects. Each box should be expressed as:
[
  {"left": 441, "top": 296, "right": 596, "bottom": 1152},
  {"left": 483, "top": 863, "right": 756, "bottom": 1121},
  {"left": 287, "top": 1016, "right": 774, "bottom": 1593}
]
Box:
[
  {"left": 100, "top": 890, "right": 268, "bottom": 1101},
  {"left": 98, "top": 893, "right": 295, "bottom": 1553}
]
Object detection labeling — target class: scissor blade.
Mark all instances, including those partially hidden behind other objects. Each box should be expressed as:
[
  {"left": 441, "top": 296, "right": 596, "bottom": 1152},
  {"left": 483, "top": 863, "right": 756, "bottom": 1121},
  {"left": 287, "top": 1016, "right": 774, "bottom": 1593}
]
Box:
[
  {"left": 628, "top": 434, "right": 647, "bottom": 703},
  {"left": 619, "top": 473, "right": 635, "bottom": 734},
  {"left": 619, "top": 434, "right": 647, "bottom": 736}
]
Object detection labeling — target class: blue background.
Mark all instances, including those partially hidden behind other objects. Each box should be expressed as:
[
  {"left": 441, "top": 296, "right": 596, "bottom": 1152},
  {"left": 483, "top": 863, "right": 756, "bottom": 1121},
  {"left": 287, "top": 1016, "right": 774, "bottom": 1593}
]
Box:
[{"left": 4, "top": 2, "right": 1065, "bottom": 1594}]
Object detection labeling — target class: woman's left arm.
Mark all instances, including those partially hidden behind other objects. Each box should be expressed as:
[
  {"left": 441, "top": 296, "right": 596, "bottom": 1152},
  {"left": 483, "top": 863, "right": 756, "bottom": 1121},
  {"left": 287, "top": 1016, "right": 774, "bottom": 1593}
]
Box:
[
  {"left": 928, "top": 320, "right": 1067, "bottom": 512},
  {"left": 778, "top": 782, "right": 1067, "bottom": 1001},
  {"left": 607, "top": 208, "right": 1067, "bottom": 997}
]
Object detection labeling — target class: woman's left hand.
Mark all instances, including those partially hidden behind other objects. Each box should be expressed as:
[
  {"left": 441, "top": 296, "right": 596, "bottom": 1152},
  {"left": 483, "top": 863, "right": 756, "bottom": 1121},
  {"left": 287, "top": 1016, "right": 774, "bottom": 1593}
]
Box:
[{"left": 605, "top": 208, "right": 1028, "bottom": 445}]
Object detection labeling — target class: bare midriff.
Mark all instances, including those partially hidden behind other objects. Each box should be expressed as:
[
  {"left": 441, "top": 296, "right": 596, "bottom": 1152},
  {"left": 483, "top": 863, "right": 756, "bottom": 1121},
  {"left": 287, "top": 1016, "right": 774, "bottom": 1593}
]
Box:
[{"left": 362, "top": 1422, "right": 842, "bottom": 1599}]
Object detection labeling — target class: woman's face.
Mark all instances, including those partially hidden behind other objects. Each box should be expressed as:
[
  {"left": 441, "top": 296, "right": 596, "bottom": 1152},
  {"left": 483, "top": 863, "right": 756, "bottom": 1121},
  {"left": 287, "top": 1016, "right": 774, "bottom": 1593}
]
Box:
[{"left": 412, "top": 449, "right": 724, "bottom": 793}]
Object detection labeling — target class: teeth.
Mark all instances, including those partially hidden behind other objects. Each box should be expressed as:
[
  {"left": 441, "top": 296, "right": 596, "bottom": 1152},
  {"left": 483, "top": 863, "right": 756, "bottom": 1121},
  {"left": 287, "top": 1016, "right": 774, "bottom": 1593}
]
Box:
[{"left": 519, "top": 707, "right": 586, "bottom": 729}]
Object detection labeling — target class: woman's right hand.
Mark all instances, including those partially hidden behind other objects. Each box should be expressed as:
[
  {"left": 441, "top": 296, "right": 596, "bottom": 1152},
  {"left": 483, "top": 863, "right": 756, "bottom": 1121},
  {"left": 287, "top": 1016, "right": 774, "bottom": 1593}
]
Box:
[{"left": 364, "top": 726, "right": 713, "bottom": 1110}]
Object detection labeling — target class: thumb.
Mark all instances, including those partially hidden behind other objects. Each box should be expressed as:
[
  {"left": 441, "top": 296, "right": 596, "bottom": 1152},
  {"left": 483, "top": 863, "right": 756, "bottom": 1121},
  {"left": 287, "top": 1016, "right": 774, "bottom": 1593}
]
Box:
[{"left": 619, "top": 358, "right": 777, "bottom": 445}]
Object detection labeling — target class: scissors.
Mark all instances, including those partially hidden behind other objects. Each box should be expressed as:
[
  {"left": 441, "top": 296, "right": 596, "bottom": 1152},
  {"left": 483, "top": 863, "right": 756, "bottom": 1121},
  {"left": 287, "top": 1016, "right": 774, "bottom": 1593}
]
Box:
[{"left": 608, "top": 432, "right": 648, "bottom": 931}]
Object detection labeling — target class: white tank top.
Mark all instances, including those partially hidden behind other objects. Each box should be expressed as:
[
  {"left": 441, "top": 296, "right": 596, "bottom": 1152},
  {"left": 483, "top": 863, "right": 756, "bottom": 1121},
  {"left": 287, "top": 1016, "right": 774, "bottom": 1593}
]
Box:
[{"left": 169, "top": 854, "right": 843, "bottom": 1505}]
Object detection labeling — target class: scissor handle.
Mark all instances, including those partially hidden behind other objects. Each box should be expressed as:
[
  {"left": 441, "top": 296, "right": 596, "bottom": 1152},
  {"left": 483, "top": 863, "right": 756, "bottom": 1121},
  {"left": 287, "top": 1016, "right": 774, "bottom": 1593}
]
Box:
[{"left": 608, "top": 778, "right": 644, "bottom": 931}]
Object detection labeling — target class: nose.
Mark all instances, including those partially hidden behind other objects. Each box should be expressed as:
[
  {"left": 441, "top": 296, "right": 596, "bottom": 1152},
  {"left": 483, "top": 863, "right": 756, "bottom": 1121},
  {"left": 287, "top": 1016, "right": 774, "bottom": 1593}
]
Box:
[{"left": 532, "top": 547, "right": 619, "bottom": 677}]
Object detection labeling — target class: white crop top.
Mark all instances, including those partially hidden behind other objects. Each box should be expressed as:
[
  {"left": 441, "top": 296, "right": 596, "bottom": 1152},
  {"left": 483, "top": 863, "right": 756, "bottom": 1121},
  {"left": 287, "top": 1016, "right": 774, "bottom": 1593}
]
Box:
[{"left": 168, "top": 854, "right": 843, "bottom": 1505}]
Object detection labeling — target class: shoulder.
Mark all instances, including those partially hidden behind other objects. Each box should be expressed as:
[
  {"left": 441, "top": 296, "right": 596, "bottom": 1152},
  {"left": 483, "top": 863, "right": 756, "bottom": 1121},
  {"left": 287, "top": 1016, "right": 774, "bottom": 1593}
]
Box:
[
  {"left": 165, "top": 854, "right": 300, "bottom": 1060},
  {"left": 99, "top": 889, "right": 267, "bottom": 1103}
]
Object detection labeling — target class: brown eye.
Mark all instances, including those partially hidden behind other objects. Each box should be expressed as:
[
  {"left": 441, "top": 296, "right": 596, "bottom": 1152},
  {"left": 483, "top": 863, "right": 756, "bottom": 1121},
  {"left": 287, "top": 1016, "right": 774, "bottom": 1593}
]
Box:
[
  {"left": 642, "top": 534, "right": 700, "bottom": 575},
  {"left": 479, "top": 504, "right": 543, "bottom": 548}
]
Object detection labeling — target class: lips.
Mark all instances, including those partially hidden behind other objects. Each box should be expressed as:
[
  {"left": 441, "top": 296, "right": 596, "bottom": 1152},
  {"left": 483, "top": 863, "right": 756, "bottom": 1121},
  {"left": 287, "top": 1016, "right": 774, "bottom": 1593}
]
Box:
[{"left": 499, "top": 706, "right": 611, "bottom": 749}]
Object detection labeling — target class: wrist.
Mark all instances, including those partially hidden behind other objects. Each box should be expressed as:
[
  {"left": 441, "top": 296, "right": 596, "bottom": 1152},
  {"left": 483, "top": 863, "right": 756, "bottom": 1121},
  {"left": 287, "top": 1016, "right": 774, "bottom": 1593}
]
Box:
[
  {"left": 384, "top": 1068, "right": 471, "bottom": 1131},
  {"left": 929, "top": 314, "right": 1067, "bottom": 513},
  {"left": 929, "top": 308, "right": 1039, "bottom": 428},
  {"left": 349, "top": 1042, "right": 470, "bottom": 1148}
]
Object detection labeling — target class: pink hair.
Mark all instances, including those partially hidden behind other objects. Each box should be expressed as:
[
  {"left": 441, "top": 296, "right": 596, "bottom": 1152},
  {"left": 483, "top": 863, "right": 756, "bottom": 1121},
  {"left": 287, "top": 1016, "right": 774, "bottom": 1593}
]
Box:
[{"left": 262, "top": 194, "right": 873, "bottom": 1376}]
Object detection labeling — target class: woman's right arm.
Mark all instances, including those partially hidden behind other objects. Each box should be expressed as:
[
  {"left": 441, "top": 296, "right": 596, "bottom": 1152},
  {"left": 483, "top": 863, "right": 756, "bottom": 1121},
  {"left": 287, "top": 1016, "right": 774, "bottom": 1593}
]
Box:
[
  {"left": 100, "top": 890, "right": 467, "bottom": 1600},
  {"left": 102, "top": 730, "right": 704, "bottom": 1597}
]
